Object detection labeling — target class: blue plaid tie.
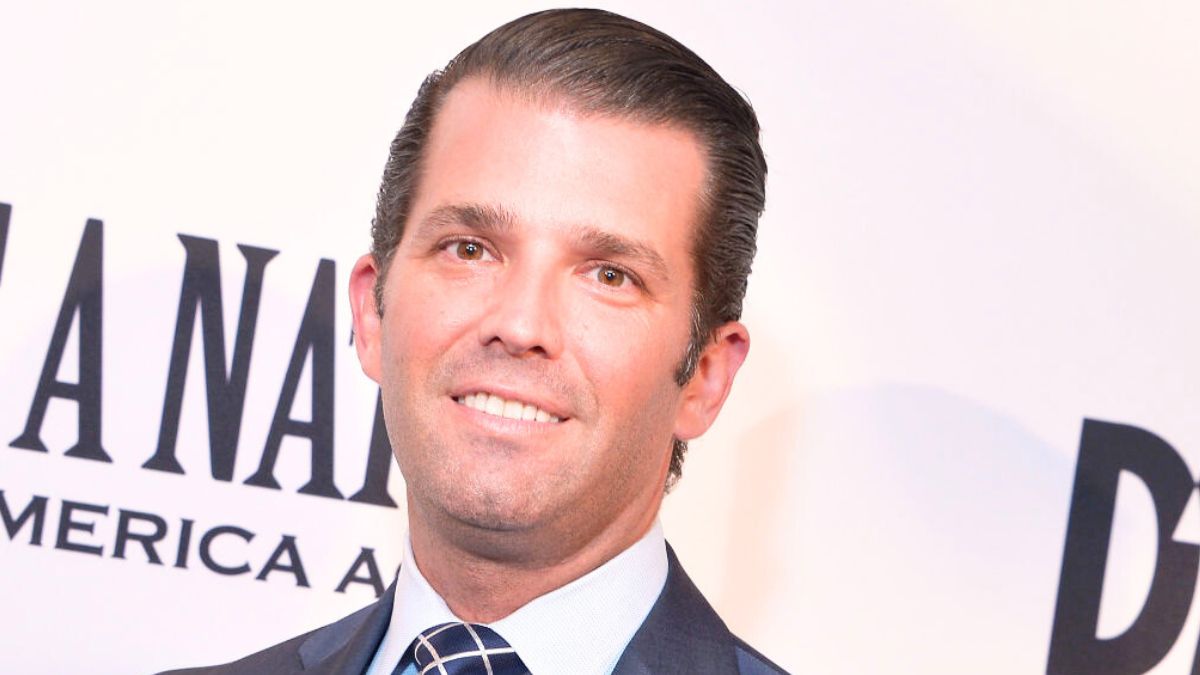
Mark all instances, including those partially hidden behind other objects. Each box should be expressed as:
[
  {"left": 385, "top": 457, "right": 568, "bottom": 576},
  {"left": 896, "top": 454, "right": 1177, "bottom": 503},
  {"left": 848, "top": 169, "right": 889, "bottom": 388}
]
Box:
[{"left": 406, "top": 621, "right": 530, "bottom": 675}]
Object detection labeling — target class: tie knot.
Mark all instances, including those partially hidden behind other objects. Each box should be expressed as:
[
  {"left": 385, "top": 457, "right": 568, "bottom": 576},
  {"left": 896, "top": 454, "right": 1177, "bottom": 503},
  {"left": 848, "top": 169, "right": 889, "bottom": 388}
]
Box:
[{"left": 410, "top": 622, "right": 529, "bottom": 675}]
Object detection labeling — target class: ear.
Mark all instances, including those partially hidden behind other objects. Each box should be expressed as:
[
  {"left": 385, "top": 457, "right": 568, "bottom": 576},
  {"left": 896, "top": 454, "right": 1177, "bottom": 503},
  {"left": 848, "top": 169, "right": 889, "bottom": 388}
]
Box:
[
  {"left": 673, "top": 321, "right": 750, "bottom": 441},
  {"left": 349, "top": 253, "right": 384, "bottom": 384}
]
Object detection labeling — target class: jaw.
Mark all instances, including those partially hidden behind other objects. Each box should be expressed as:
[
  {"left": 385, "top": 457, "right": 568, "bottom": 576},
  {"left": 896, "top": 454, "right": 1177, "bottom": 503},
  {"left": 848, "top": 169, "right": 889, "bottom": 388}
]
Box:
[
  {"left": 404, "top": 427, "right": 670, "bottom": 569},
  {"left": 406, "top": 460, "right": 667, "bottom": 578}
]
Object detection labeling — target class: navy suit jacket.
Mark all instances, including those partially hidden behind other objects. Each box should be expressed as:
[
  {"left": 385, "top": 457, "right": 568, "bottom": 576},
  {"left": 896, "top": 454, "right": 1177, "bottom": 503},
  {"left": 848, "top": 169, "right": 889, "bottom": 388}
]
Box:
[{"left": 159, "top": 545, "right": 787, "bottom": 674}]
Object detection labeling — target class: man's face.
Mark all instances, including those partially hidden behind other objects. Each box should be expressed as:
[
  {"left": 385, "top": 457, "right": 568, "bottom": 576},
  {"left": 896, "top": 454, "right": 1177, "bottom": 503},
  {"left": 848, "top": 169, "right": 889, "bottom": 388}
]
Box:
[{"left": 352, "top": 79, "right": 742, "bottom": 558}]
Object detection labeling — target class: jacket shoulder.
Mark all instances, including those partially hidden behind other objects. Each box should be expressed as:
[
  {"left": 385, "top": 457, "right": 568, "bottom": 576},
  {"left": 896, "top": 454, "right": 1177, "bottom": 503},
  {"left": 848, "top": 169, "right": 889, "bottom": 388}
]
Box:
[
  {"left": 155, "top": 599, "right": 382, "bottom": 675},
  {"left": 155, "top": 631, "right": 311, "bottom": 675},
  {"left": 733, "top": 634, "right": 790, "bottom": 674}
]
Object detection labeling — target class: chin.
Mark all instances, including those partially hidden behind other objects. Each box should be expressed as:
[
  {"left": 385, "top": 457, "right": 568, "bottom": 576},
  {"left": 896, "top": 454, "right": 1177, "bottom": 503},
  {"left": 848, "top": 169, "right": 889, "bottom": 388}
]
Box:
[{"left": 439, "top": 477, "right": 555, "bottom": 533}]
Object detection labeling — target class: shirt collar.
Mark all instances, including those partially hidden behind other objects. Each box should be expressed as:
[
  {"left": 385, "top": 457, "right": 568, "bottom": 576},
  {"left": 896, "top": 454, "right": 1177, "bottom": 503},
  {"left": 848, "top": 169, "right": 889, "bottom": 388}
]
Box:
[{"left": 368, "top": 521, "right": 668, "bottom": 675}]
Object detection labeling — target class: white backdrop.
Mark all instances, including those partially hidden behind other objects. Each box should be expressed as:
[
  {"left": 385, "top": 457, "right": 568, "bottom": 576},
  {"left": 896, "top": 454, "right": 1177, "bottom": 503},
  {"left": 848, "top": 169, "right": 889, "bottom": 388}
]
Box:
[{"left": 1, "top": 2, "right": 1198, "bottom": 673}]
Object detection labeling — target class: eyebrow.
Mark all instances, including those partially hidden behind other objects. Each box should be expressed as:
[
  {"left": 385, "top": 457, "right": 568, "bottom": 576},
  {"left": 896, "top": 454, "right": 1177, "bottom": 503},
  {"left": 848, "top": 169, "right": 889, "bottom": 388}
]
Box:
[
  {"left": 569, "top": 225, "right": 670, "bottom": 283},
  {"left": 413, "top": 203, "right": 517, "bottom": 238}
]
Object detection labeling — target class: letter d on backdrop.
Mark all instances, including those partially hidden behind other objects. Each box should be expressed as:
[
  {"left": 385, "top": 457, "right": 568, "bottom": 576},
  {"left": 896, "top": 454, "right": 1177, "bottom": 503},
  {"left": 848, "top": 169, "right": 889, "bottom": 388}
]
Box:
[{"left": 1048, "top": 420, "right": 1198, "bottom": 674}]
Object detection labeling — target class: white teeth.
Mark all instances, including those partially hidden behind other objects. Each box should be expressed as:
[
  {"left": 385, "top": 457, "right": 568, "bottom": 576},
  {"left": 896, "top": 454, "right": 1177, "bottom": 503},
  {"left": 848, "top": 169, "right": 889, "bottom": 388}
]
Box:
[
  {"left": 485, "top": 394, "right": 504, "bottom": 416},
  {"left": 503, "top": 400, "right": 523, "bottom": 420},
  {"left": 456, "top": 392, "right": 562, "bottom": 423}
]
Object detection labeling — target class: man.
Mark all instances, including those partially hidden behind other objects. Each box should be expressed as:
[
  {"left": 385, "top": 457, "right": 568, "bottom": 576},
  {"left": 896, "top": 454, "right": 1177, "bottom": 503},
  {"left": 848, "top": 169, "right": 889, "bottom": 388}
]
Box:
[{"left": 165, "top": 8, "right": 781, "bottom": 674}]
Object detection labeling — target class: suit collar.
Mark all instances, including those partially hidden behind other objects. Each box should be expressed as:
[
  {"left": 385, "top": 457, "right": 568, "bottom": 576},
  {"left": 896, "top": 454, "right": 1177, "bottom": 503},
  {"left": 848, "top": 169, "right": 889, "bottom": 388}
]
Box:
[
  {"left": 613, "top": 544, "right": 739, "bottom": 675},
  {"left": 298, "top": 583, "right": 395, "bottom": 674},
  {"left": 295, "top": 542, "right": 737, "bottom": 675}
]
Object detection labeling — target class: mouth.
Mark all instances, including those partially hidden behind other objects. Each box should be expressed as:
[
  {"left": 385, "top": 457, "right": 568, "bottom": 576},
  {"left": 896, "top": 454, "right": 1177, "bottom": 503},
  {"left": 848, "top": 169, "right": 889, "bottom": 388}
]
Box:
[{"left": 453, "top": 392, "right": 565, "bottom": 424}]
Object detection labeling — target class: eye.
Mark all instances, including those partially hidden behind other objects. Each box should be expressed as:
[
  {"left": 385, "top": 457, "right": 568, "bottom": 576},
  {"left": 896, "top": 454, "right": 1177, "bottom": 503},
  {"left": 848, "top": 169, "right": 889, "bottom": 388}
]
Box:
[
  {"left": 595, "top": 266, "right": 628, "bottom": 287},
  {"left": 450, "top": 240, "right": 491, "bottom": 261}
]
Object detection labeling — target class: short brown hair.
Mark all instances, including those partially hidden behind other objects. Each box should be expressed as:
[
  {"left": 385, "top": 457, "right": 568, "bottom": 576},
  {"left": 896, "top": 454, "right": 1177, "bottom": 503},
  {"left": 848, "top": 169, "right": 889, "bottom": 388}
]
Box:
[{"left": 371, "top": 8, "right": 767, "bottom": 486}]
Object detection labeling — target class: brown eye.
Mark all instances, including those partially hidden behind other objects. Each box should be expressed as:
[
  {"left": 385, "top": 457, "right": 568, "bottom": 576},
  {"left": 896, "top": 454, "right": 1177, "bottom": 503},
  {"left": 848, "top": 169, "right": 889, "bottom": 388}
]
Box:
[
  {"left": 598, "top": 266, "right": 626, "bottom": 287},
  {"left": 455, "top": 241, "right": 483, "bottom": 260}
]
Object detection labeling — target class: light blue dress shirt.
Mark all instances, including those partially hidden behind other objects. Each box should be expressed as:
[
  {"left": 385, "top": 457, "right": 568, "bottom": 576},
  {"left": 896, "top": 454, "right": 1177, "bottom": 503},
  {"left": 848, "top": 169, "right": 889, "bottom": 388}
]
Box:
[{"left": 364, "top": 521, "right": 668, "bottom": 675}]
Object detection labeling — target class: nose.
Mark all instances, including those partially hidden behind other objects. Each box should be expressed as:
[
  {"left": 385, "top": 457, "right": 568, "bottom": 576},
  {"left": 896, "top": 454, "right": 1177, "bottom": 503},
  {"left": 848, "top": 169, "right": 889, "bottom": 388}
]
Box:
[{"left": 476, "top": 262, "right": 563, "bottom": 358}]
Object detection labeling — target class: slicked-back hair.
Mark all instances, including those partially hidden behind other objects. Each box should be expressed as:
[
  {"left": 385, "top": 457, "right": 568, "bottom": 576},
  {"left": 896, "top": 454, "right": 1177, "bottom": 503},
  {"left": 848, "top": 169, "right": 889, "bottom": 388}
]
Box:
[{"left": 370, "top": 8, "right": 767, "bottom": 488}]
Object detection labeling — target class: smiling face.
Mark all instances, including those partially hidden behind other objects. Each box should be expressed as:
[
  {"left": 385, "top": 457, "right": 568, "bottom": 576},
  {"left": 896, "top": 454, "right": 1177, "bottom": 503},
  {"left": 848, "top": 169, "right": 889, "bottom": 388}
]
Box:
[{"left": 351, "top": 78, "right": 746, "bottom": 563}]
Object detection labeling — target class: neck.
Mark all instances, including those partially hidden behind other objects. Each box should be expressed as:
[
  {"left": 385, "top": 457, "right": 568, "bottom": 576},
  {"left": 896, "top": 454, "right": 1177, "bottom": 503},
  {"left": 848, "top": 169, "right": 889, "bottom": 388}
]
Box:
[{"left": 407, "top": 496, "right": 661, "bottom": 623}]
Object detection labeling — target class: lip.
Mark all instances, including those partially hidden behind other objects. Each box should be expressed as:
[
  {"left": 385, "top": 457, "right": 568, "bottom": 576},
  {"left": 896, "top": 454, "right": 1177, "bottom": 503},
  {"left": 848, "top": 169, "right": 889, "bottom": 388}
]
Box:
[{"left": 447, "top": 382, "right": 571, "bottom": 421}]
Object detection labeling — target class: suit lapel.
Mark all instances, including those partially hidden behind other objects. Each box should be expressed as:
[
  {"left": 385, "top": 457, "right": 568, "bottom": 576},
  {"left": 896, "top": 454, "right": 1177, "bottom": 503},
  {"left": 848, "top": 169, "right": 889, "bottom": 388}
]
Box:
[
  {"left": 297, "top": 583, "right": 396, "bottom": 674},
  {"left": 612, "top": 544, "right": 740, "bottom": 675}
]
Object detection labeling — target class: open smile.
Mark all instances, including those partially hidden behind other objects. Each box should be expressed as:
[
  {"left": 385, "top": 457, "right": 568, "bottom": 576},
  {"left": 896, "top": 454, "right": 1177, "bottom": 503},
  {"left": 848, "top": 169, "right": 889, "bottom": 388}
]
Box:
[{"left": 453, "top": 392, "right": 564, "bottom": 423}]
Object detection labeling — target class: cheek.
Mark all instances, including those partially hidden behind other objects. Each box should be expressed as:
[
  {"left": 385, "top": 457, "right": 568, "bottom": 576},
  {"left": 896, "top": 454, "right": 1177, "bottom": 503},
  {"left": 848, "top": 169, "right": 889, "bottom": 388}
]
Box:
[
  {"left": 570, "top": 305, "right": 685, "bottom": 420},
  {"left": 383, "top": 274, "right": 478, "bottom": 359}
]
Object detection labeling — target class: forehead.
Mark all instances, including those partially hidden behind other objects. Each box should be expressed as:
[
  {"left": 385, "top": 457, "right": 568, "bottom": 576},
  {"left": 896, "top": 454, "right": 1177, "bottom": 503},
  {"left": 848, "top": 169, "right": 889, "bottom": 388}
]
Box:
[{"left": 407, "top": 78, "right": 708, "bottom": 267}]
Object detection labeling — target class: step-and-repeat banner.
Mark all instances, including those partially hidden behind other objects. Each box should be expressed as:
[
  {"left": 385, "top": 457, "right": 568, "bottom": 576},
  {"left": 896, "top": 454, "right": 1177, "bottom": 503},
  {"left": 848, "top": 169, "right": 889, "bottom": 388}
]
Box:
[{"left": 1, "top": 2, "right": 1197, "bottom": 673}]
